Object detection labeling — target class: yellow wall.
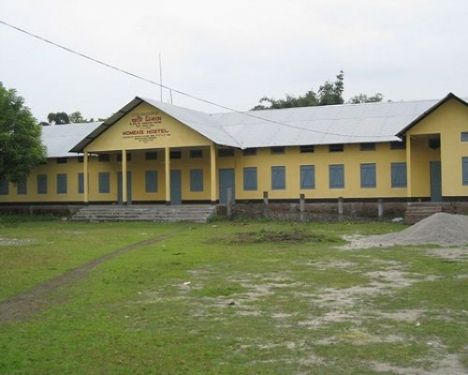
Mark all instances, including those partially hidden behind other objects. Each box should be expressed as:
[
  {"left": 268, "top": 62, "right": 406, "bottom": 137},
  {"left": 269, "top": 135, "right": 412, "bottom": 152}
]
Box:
[
  {"left": 3, "top": 97, "right": 468, "bottom": 204},
  {"left": 406, "top": 99, "right": 468, "bottom": 197},
  {"left": 86, "top": 102, "right": 212, "bottom": 152}
]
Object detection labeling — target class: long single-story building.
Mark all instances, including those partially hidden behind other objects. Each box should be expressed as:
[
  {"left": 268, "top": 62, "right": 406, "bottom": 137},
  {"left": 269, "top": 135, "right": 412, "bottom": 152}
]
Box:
[{"left": 1, "top": 93, "right": 468, "bottom": 207}]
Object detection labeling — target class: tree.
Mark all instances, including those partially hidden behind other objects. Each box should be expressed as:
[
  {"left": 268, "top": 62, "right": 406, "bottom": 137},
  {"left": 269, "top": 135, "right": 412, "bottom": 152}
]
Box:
[
  {"left": 0, "top": 82, "right": 46, "bottom": 182},
  {"left": 69, "top": 111, "right": 85, "bottom": 123},
  {"left": 47, "top": 112, "right": 70, "bottom": 124},
  {"left": 251, "top": 71, "right": 345, "bottom": 110},
  {"left": 348, "top": 93, "right": 383, "bottom": 104}
]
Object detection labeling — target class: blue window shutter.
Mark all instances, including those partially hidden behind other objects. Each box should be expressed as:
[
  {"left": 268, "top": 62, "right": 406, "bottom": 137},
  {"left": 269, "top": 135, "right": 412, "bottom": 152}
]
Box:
[
  {"left": 17, "top": 178, "right": 27, "bottom": 195},
  {"left": 271, "top": 166, "right": 286, "bottom": 190},
  {"left": 78, "top": 173, "right": 84, "bottom": 194},
  {"left": 145, "top": 170, "right": 158, "bottom": 193},
  {"left": 463, "top": 158, "right": 468, "bottom": 185},
  {"left": 243, "top": 167, "right": 257, "bottom": 191},
  {"left": 360, "top": 163, "right": 376, "bottom": 188},
  {"left": 37, "top": 175, "right": 47, "bottom": 194},
  {"left": 190, "top": 169, "right": 204, "bottom": 192},
  {"left": 57, "top": 174, "right": 67, "bottom": 194},
  {"left": 329, "top": 165, "right": 344, "bottom": 188},
  {"left": 0, "top": 176, "right": 9, "bottom": 195},
  {"left": 300, "top": 165, "right": 315, "bottom": 189},
  {"left": 98, "top": 172, "right": 110, "bottom": 193},
  {"left": 391, "top": 163, "right": 407, "bottom": 187}
]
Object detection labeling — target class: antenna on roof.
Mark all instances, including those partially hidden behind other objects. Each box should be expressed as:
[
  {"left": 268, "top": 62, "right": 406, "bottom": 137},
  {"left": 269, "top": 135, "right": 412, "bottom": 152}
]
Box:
[{"left": 158, "top": 52, "right": 163, "bottom": 102}]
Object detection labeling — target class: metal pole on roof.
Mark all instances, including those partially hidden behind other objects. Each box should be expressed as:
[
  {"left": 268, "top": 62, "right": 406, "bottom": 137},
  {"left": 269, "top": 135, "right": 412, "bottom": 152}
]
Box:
[{"left": 159, "top": 53, "right": 163, "bottom": 101}]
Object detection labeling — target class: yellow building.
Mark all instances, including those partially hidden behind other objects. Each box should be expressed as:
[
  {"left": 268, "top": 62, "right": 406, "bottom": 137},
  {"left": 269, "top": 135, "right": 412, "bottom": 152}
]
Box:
[{"left": 1, "top": 93, "right": 468, "bottom": 206}]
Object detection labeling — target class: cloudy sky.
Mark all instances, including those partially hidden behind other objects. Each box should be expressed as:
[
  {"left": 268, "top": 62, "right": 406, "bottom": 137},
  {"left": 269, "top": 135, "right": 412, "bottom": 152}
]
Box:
[{"left": 1, "top": 0, "right": 467, "bottom": 122}]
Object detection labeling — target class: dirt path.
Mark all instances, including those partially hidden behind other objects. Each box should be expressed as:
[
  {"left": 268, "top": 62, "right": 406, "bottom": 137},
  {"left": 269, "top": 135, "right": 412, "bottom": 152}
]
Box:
[{"left": 0, "top": 233, "right": 174, "bottom": 323}]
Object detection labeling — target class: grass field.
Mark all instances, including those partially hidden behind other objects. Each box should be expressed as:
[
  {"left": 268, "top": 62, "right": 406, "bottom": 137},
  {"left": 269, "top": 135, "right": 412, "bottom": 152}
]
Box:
[{"left": 0, "top": 216, "right": 467, "bottom": 374}]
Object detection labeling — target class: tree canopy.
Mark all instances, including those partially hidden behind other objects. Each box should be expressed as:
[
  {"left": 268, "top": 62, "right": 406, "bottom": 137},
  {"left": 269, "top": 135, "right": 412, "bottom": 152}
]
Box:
[
  {"left": 46, "top": 110, "right": 100, "bottom": 125},
  {"left": 0, "top": 82, "right": 46, "bottom": 182},
  {"left": 251, "top": 71, "right": 384, "bottom": 110}
]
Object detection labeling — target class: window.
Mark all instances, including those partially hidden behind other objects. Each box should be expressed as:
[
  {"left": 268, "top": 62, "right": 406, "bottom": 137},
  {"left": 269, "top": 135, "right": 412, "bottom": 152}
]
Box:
[
  {"left": 78, "top": 173, "right": 84, "bottom": 194},
  {"left": 300, "top": 145, "right": 315, "bottom": 153},
  {"left": 37, "top": 174, "right": 47, "bottom": 194},
  {"left": 271, "top": 146, "right": 285, "bottom": 154},
  {"left": 300, "top": 165, "right": 315, "bottom": 189},
  {"left": 78, "top": 156, "right": 84, "bottom": 163},
  {"left": 329, "top": 144, "right": 344, "bottom": 152},
  {"left": 0, "top": 176, "right": 8, "bottom": 195},
  {"left": 98, "top": 154, "right": 110, "bottom": 162},
  {"left": 117, "top": 153, "right": 132, "bottom": 162},
  {"left": 271, "top": 166, "right": 286, "bottom": 190},
  {"left": 463, "top": 158, "right": 468, "bottom": 185},
  {"left": 390, "top": 141, "right": 406, "bottom": 150},
  {"left": 461, "top": 132, "right": 468, "bottom": 142},
  {"left": 98, "top": 172, "right": 110, "bottom": 193},
  {"left": 329, "top": 164, "right": 344, "bottom": 188},
  {"left": 145, "top": 170, "right": 158, "bottom": 193},
  {"left": 56, "top": 174, "right": 67, "bottom": 194},
  {"left": 243, "top": 167, "right": 257, "bottom": 191},
  {"left": 218, "top": 148, "right": 235, "bottom": 157},
  {"left": 190, "top": 149, "right": 203, "bottom": 158},
  {"left": 145, "top": 151, "right": 158, "bottom": 160},
  {"left": 360, "top": 143, "right": 376, "bottom": 151},
  {"left": 360, "top": 163, "right": 376, "bottom": 188},
  {"left": 190, "top": 169, "right": 204, "bottom": 192},
  {"left": 17, "top": 178, "right": 27, "bottom": 195},
  {"left": 56, "top": 157, "right": 68, "bottom": 164},
  {"left": 242, "top": 148, "right": 257, "bottom": 156},
  {"left": 391, "top": 162, "right": 407, "bottom": 188},
  {"left": 170, "top": 150, "right": 182, "bottom": 159}
]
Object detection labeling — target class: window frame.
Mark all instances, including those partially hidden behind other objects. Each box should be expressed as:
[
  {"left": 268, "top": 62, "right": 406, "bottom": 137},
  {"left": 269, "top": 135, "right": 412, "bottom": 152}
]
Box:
[
  {"left": 391, "top": 162, "right": 407, "bottom": 188},
  {"left": 329, "top": 164, "right": 345, "bottom": 188},
  {"left": 243, "top": 167, "right": 258, "bottom": 191},
  {"left": 360, "top": 163, "right": 376, "bottom": 188},
  {"left": 271, "top": 166, "right": 286, "bottom": 190},
  {"left": 300, "top": 165, "right": 315, "bottom": 189}
]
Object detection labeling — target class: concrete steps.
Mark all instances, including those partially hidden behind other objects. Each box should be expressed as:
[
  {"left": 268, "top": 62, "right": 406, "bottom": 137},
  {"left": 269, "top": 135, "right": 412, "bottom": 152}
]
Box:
[
  {"left": 404, "top": 203, "right": 444, "bottom": 224},
  {"left": 71, "top": 204, "right": 216, "bottom": 223}
]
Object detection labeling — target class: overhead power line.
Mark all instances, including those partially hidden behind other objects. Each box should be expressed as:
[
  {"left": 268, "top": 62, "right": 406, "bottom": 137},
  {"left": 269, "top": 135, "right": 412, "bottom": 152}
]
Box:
[{"left": 0, "top": 19, "right": 396, "bottom": 139}]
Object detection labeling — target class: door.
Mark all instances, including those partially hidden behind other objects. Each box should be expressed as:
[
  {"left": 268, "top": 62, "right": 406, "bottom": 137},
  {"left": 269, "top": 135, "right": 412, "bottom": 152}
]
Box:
[
  {"left": 170, "top": 169, "right": 182, "bottom": 205},
  {"left": 219, "top": 168, "right": 235, "bottom": 205},
  {"left": 117, "top": 171, "right": 132, "bottom": 204},
  {"left": 430, "top": 161, "right": 442, "bottom": 202}
]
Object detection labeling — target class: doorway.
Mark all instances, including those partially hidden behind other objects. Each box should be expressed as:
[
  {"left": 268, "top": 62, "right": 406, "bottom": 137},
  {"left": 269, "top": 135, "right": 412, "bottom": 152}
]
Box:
[
  {"left": 219, "top": 168, "right": 235, "bottom": 205},
  {"left": 430, "top": 161, "right": 442, "bottom": 202},
  {"left": 170, "top": 170, "right": 182, "bottom": 205}
]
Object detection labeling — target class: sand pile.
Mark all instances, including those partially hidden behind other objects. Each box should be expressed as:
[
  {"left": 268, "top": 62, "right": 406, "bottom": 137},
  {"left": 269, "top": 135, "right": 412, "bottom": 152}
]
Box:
[{"left": 344, "top": 213, "right": 468, "bottom": 249}]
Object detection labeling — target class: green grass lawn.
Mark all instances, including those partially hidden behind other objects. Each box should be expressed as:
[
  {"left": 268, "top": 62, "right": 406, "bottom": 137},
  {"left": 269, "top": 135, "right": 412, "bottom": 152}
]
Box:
[{"left": 0, "top": 216, "right": 466, "bottom": 374}]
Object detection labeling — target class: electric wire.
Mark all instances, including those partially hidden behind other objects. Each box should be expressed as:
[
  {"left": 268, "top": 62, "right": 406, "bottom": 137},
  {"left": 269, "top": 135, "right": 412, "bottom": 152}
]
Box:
[{"left": 0, "top": 19, "right": 396, "bottom": 139}]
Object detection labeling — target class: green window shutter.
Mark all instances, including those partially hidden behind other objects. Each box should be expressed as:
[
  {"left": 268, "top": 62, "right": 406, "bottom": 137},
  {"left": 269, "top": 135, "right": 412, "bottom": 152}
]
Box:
[
  {"left": 271, "top": 166, "right": 286, "bottom": 190},
  {"left": 145, "top": 170, "right": 158, "bottom": 193},
  {"left": 300, "top": 165, "right": 315, "bottom": 189},
  {"left": 37, "top": 174, "right": 48, "bottom": 194},
  {"left": 462, "top": 157, "right": 468, "bottom": 185},
  {"left": 190, "top": 169, "right": 204, "bottom": 192},
  {"left": 17, "top": 178, "right": 27, "bottom": 195},
  {"left": 0, "top": 176, "right": 9, "bottom": 195},
  {"left": 78, "top": 173, "right": 84, "bottom": 194},
  {"left": 57, "top": 174, "right": 67, "bottom": 194},
  {"left": 243, "top": 167, "right": 257, "bottom": 191},
  {"left": 98, "top": 172, "right": 110, "bottom": 193},
  {"left": 391, "top": 163, "right": 407, "bottom": 187},
  {"left": 360, "top": 163, "right": 376, "bottom": 188},
  {"left": 329, "top": 165, "right": 344, "bottom": 188}
]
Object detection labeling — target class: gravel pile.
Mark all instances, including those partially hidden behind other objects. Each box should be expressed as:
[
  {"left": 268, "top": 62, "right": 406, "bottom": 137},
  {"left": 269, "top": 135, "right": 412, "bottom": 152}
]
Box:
[{"left": 344, "top": 213, "right": 468, "bottom": 249}]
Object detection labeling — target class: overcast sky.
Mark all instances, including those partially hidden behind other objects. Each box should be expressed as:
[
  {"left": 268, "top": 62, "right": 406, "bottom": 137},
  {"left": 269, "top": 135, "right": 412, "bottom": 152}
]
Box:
[{"left": 1, "top": 0, "right": 467, "bottom": 122}]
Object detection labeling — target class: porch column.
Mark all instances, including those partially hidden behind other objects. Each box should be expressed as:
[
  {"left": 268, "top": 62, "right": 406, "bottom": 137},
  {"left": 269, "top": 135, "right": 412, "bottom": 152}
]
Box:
[
  {"left": 83, "top": 151, "right": 89, "bottom": 204},
  {"left": 165, "top": 147, "right": 170, "bottom": 204},
  {"left": 210, "top": 144, "right": 217, "bottom": 204},
  {"left": 121, "top": 149, "right": 127, "bottom": 205},
  {"left": 406, "top": 136, "right": 412, "bottom": 198}
]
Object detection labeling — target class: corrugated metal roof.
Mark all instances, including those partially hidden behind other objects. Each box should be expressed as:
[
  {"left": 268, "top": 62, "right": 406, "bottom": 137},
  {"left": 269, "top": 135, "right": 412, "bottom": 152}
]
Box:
[
  {"left": 211, "top": 99, "right": 439, "bottom": 148},
  {"left": 41, "top": 122, "right": 101, "bottom": 158},
  {"left": 48, "top": 93, "right": 466, "bottom": 157}
]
